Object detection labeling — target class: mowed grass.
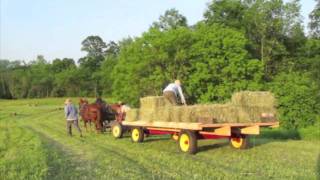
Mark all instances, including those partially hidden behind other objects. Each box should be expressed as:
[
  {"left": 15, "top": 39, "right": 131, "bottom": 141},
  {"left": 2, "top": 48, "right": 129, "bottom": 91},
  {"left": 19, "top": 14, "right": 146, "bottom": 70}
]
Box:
[{"left": 0, "top": 98, "right": 319, "bottom": 180}]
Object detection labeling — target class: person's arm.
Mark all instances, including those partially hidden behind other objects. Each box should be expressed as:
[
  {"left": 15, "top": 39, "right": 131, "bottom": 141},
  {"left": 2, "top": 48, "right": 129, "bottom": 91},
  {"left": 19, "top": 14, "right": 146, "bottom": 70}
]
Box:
[
  {"left": 64, "top": 105, "right": 69, "bottom": 118},
  {"left": 74, "top": 105, "right": 78, "bottom": 114},
  {"left": 74, "top": 105, "right": 79, "bottom": 120},
  {"left": 177, "top": 85, "right": 187, "bottom": 105}
]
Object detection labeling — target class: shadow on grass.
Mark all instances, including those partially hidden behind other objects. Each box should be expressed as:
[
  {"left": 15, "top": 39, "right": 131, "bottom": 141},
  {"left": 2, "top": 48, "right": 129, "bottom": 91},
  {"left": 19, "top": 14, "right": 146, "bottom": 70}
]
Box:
[
  {"left": 198, "top": 142, "right": 229, "bottom": 153},
  {"left": 26, "top": 126, "right": 96, "bottom": 180},
  {"left": 317, "top": 153, "right": 320, "bottom": 180},
  {"left": 259, "top": 128, "right": 301, "bottom": 140},
  {"left": 144, "top": 135, "right": 171, "bottom": 142}
]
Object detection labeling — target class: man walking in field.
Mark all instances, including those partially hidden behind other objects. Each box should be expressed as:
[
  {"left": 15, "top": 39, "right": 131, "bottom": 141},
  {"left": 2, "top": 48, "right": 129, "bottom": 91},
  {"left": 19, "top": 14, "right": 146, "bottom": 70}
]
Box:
[
  {"left": 64, "top": 99, "right": 83, "bottom": 137},
  {"left": 163, "top": 79, "right": 187, "bottom": 105}
]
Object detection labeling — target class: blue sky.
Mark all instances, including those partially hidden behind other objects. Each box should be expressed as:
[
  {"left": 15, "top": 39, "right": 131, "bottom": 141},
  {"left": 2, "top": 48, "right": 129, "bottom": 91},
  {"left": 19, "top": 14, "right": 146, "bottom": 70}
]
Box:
[{"left": 0, "top": 0, "right": 317, "bottom": 61}]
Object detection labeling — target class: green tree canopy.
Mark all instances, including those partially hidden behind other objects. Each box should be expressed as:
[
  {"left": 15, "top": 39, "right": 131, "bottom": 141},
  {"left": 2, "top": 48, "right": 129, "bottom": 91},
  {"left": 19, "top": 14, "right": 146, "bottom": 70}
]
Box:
[{"left": 152, "top": 8, "right": 188, "bottom": 31}]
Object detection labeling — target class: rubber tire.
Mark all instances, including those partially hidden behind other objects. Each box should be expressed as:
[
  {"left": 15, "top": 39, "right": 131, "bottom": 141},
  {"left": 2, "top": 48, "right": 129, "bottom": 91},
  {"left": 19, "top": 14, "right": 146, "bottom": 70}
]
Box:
[
  {"left": 131, "top": 127, "right": 144, "bottom": 143},
  {"left": 178, "top": 130, "right": 197, "bottom": 154},
  {"left": 230, "top": 135, "right": 249, "bottom": 149},
  {"left": 111, "top": 122, "right": 123, "bottom": 139}
]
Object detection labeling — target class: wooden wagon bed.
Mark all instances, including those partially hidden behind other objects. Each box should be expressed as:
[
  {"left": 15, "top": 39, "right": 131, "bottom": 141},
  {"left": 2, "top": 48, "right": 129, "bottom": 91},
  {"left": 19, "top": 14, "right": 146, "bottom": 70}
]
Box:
[
  {"left": 121, "top": 121, "right": 279, "bottom": 136},
  {"left": 112, "top": 120, "right": 279, "bottom": 154}
]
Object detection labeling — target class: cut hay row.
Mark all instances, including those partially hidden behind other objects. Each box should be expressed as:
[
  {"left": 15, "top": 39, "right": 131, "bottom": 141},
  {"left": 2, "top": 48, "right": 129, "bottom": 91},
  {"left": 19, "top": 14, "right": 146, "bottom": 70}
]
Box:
[{"left": 126, "top": 91, "right": 277, "bottom": 123}]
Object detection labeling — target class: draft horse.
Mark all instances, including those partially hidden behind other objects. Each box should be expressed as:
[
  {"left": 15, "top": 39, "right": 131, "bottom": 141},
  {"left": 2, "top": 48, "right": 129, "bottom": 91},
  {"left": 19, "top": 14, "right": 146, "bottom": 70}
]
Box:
[
  {"left": 78, "top": 98, "right": 125, "bottom": 132},
  {"left": 79, "top": 98, "right": 104, "bottom": 132}
]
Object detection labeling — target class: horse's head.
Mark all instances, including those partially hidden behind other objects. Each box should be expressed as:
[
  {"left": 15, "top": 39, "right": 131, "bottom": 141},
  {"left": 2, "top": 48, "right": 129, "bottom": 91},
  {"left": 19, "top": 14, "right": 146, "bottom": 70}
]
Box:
[{"left": 79, "top": 98, "right": 88, "bottom": 110}]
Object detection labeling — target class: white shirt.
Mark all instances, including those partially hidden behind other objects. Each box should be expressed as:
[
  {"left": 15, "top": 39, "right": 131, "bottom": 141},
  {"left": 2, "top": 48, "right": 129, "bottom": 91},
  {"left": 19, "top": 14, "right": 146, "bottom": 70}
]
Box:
[{"left": 163, "top": 83, "right": 186, "bottom": 103}]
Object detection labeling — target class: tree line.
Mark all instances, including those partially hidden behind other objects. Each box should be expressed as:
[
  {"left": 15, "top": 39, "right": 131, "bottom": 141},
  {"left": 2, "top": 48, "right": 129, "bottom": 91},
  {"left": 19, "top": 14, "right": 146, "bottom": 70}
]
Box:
[{"left": 1, "top": 0, "right": 319, "bottom": 129}]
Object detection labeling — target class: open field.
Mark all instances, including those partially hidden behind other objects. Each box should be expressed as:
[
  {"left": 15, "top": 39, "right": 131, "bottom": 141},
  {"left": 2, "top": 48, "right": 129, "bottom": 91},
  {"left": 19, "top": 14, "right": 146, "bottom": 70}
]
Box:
[{"left": 0, "top": 98, "right": 319, "bottom": 180}]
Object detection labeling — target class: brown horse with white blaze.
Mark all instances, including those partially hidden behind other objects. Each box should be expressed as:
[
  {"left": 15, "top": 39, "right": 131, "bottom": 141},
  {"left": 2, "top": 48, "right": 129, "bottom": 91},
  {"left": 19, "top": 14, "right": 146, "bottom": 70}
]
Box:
[
  {"left": 79, "top": 98, "right": 103, "bottom": 132},
  {"left": 78, "top": 98, "right": 125, "bottom": 132}
]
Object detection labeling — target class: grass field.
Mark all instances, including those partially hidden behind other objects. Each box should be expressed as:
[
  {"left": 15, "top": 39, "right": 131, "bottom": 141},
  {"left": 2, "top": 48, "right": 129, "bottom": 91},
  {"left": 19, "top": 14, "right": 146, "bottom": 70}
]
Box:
[{"left": 0, "top": 98, "right": 319, "bottom": 180}]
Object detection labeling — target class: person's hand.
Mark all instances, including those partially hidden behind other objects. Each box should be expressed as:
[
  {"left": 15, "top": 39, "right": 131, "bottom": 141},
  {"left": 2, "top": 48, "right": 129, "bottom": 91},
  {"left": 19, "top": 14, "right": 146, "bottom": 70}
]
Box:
[{"left": 182, "top": 100, "right": 187, "bottom": 106}]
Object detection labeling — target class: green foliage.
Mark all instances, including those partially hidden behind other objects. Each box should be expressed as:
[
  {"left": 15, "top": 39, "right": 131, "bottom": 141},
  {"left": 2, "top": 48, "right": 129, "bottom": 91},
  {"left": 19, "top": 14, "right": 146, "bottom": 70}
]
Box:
[
  {"left": 309, "top": 0, "right": 320, "bottom": 38},
  {"left": 204, "top": 0, "right": 245, "bottom": 28},
  {"left": 204, "top": 0, "right": 304, "bottom": 78},
  {"left": 111, "top": 27, "right": 195, "bottom": 105},
  {"left": 270, "top": 72, "right": 319, "bottom": 129},
  {"left": 81, "top": 35, "right": 107, "bottom": 57},
  {"left": 152, "top": 8, "right": 188, "bottom": 31},
  {"left": 187, "top": 23, "right": 264, "bottom": 103}
]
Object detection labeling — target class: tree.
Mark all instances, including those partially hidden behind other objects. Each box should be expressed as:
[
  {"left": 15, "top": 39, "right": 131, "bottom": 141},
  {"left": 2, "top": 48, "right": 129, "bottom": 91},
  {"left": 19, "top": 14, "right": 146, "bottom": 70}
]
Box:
[
  {"left": 81, "top": 35, "right": 107, "bottom": 57},
  {"left": 105, "top": 41, "right": 120, "bottom": 57},
  {"left": 204, "top": 0, "right": 304, "bottom": 78},
  {"left": 204, "top": 0, "right": 245, "bottom": 29},
  {"left": 152, "top": 8, "right": 188, "bottom": 31},
  {"left": 309, "top": 0, "right": 320, "bottom": 38},
  {"left": 271, "top": 72, "right": 319, "bottom": 129},
  {"left": 100, "top": 41, "right": 120, "bottom": 96},
  {"left": 0, "top": 60, "right": 13, "bottom": 98},
  {"left": 52, "top": 58, "right": 76, "bottom": 73},
  {"left": 187, "top": 23, "right": 264, "bottom": 103},
  {"left": 111, "top": 27, "right": 195, "bottom": 105}
]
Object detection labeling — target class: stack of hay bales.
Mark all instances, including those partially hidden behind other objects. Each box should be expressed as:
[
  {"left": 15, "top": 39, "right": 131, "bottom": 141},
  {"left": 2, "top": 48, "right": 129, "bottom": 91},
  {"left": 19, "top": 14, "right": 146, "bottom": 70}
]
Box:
[
  {"left": 125, "top": 91, "right": 277, "bottom": 123},
  {"left": 231, "top": 91, "right": 277, "bottom": 122}
]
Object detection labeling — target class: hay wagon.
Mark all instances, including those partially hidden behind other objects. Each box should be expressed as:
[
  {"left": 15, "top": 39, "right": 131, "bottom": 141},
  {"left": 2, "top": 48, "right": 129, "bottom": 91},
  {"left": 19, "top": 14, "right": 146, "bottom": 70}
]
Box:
[{"left": 111, "top": 120, "right": 279, "bottom": 154}]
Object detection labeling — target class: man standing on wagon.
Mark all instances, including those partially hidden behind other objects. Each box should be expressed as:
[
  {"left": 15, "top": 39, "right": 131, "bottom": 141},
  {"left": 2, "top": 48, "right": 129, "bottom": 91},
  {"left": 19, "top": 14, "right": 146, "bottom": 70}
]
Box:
[
  {"left": 163, "top": 79, "right": 187, "bottom": 105},
  {"left": 64, "top": 99, "right": 83, "bottom": 137}
]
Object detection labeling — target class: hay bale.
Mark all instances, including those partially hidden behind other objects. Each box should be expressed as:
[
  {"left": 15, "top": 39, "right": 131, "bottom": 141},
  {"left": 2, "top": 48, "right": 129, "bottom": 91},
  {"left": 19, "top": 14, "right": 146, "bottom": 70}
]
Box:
[
  {"left": 154, "top": 107, "right": 172, "bottom": 122},
  {"left": 129, "top": 91, "right": 277, "bottom": 123},
  {"left": 126, "top": 108, "right": 139, "bottom": 122},
  {"left": 140, "top": 96, "right": 172, "bottom": 109},
  {"left": 138, "top": 109, "right": 156, "bottom": 122},
  {"left": 232, "top": 91, "right": 276, "bottom": 107},
  {"left": 232, "top": 91, "right": 277, "bottom": 122}
]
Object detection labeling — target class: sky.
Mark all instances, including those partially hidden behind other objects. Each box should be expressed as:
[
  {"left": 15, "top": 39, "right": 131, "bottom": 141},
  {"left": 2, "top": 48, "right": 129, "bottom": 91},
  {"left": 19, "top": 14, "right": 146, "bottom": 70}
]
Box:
[{"left": 0, "top": 0, "right": 317, "bottom": 62}]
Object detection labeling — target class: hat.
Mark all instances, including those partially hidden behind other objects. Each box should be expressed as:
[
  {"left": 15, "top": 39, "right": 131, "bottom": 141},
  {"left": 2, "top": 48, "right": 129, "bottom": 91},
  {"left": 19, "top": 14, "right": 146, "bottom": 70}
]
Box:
[{"left": 64, "top": 98, "right": 72, "bottom": 104}]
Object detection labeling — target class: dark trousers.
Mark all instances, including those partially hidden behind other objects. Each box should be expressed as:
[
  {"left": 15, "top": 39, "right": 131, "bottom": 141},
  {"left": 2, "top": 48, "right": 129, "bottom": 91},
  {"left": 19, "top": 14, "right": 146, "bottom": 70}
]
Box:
[
  {"left": 163, "top": 91, "right": 178, "bottom": 105},
  {"left": 66, "top": 120, "right": 82, "bottom": 136}
]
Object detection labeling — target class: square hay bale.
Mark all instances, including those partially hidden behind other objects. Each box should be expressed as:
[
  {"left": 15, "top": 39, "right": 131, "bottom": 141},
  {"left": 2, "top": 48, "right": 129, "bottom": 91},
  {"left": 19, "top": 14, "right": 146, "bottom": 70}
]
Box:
[
  {"left": 192, "top": 104, "right": 240, "bottom": 123},
  {"left": 154, "top": 107, "right": 172, "bottom": 122},
  {"left": 238, "top": 105, "right": 277, "bottom": 122},
  {"left": 126, "top": 108, "right": 139, "bottom": 122},
  {"left": 169, "top": 106, "right": 197, "bottom": 123},
  {"left": 140, "top": 96, "right": 172, "bottom": 110},
  {"left": 231, "top": 91, "right": 276, "bottom": 107},
  {"left": 232, "top": 91, "right": 277, "bottom": 122},
  {"left": 138, "top": 109, "right": 156, "bottom": 122}
]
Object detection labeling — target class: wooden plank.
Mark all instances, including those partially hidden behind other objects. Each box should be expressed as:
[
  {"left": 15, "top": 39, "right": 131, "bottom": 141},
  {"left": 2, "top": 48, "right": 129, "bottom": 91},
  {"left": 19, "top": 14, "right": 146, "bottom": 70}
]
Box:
[
  {"left": 211, "top": 126, "right": 231, "bottom": 136},
  {"left": 146, "top": 127, "right": 180, "bottom": 132},
  {"left": 270, "top": 122, "right": 280, "bottom": 128},
  {"left": 122, "top": 121, "right": 203, "bottom": 130},
  {"left": 240, "top": 125, "right": 260, "bottom": 135},
  {"left": 200, "top": 121, "right": 279, "bottom": 128},
  {"left": 122, "top": 121, "right": 279, "bottom": 130}
]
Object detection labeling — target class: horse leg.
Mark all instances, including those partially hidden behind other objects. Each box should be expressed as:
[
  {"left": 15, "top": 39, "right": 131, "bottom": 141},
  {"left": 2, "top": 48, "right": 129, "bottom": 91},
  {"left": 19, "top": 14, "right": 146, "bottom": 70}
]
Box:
[
  {"left": 97, "top": 111, "right": 103, "bottom": 133},
  {"left": 84, "top": 120, "right": 88, "bottom": 132},
  {"left": 89, "top": 120, "right": 92, "bottom": 132}
]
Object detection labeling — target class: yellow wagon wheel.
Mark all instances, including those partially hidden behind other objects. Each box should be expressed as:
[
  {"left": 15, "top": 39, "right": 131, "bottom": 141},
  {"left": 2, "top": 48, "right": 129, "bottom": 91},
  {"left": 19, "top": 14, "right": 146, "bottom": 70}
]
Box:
[
  {"left": 111, "top": 122, "right": 123, "bottom": 138},
  {"left": 178, "top": 131, "right": 197, "bottom": 154},
  {"left": 131, "top": 128, "right": 144, "bottom": 143},
  {"left": 230, "top": 135, "right": 249, "bottom": 149}
]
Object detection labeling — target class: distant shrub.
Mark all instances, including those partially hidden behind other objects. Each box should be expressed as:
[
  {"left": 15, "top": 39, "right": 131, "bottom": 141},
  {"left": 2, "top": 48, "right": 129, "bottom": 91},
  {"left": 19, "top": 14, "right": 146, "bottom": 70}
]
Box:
[
  {"left": 298, "top": 119, "right": 320, "bottom": 141},
  {"left": 270, "top": 72, "right": 319, "bottom": 129},
  {"left": 260, "top": 128, "right": 301, "bottom": 140}
]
